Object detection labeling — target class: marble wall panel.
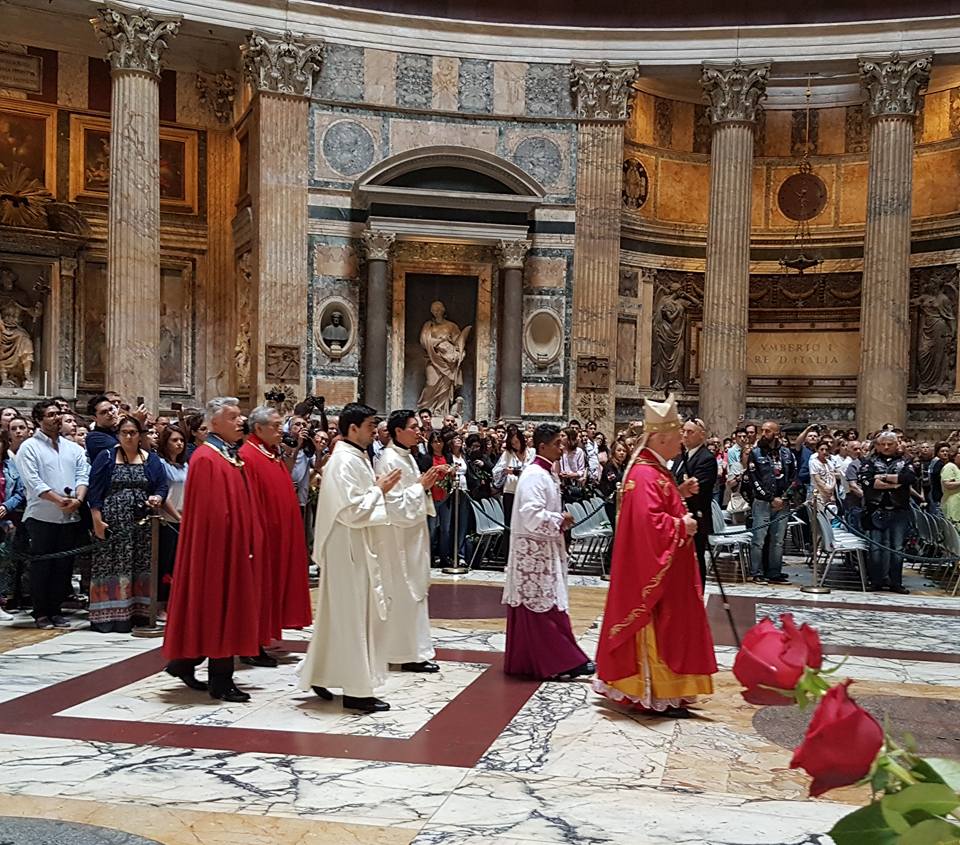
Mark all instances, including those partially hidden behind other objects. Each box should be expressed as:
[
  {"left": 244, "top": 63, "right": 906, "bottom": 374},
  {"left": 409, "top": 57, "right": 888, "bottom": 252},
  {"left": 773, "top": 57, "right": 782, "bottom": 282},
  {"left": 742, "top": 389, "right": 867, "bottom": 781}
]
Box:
[
  {"left": 389, "top": 117, "right": 498, "bottom": 154},
  {"left": 522, "top": 382, "right": 563, "bottom": 415},
  {"left": 313, "top": 243, "right": 359, "bottom": 279},
  {"left": 458, "top": 58, "right": 493, "bottom": 114},
  {"left": 311, "top": 268, "right": 361, "bottom": 375},
  {"left": 913, "top": 146, "right": 960, "bottom": 218},
  {"left": 432, "top": 56, "right": 459, "bottom": 112},
  {"left": 790, "top": 108, "right": 818, "bottom": 156},
  {"left": 670, "top": 101, "right": 695, "bottom": 153},
  {"left": 522, "top": 292, "right": 566, "bottom": 378},
  {"left": 493, "top": 61, "right": 526, "bottom": 116},
  {"left": 656, "top": 157, "right": 708, "bottom": 225},
  {"left": 504, "top": 126, "right": 573, "bottom": 195},
  {"left": 653, "top": 97, "right": 672, "bottom": 148},
  {"left": 950, "top": 89, "right": 960, "bottom": 138},
  {"left": 753, "top": 110, "right": 767, "bottom": 159},
  {"left": 317, "top": 44, "right": 364, "bottom": 103},
  {"left": 817, "top": 107, "right": 846, "bottom": 155},
  {"left": 313, "top": 375, "right": 358, "bottom": 406},
  {"left": 838, "top": 160, "right": 868, "bottom": 226},
  {"left": 524, "top": 64, "right": 573, "bottom": 118},
  {"left": 363, "top": 49, "right": 397, "bottom": 107},
  {"left": 396, "top": 54, "right": 432, "bottom": 109},
  {"left": 751, "top": 164, "right": 767, "bottom": 230},
  {"left": 175, "top": 70, "right": 206, "bottom": 127},
  {"left": 627, "top": 91, "right": 655, "bottom": 146},
  {"left": 56, "top": 51, "right": 87, "bottom": 110},
  {"left": 920, "top": 90, "right": 951, "bottom": 144},
  {"left": 844, "top": 106, "right": 867, "bottom": 154},
  {"left": 762, "top": 110, "right": 792, "bottom": 157},
  {"left": 312, "top": 111, "right": 383, "bottom": 182},
  {"left": 524, "top": 256, "right": 567, "bottom": 289},
  {"left": 692, "top": 104, "right": 711, "bottom": 154}
]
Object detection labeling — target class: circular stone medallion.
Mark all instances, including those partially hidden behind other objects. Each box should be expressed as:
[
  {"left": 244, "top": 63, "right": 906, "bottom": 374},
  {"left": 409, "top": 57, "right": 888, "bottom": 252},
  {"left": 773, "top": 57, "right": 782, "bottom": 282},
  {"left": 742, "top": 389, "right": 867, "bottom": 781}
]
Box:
[
  {"left": 0, "top": 817, "right": 163, "bottom": 845},
  {"left": 322, "top": 121, "right": 376, "bottom": 177},
  {"left": 513, "top": 137, "right": 563, "bottom": 187},
  {"left": 777, "top": 171, "right": 828, "bottom": 221}
]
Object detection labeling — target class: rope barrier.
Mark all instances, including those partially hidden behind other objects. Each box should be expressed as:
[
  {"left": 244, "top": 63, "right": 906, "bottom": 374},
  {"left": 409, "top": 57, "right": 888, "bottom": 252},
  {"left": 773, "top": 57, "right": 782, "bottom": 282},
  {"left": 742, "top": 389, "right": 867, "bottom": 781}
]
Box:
[
  {"left": 830, "top": 509, "right": 958, "bottom": 565},
  {"left": 0, "top": 515, "right": 160, "bottom": 563}
]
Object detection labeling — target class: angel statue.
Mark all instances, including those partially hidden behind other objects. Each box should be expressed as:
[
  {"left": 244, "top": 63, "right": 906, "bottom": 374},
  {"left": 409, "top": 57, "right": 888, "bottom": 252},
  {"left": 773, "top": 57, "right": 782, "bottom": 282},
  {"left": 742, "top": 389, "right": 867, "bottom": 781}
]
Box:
[{"left": 416, "top": 300, "right": 472, "bottom": 416}]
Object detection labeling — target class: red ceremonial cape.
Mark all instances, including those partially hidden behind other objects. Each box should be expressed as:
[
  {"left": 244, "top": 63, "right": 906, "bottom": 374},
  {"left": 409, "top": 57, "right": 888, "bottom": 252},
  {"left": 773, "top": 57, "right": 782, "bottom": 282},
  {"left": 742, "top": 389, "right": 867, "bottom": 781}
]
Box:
[
  {"left": 238, "top": 434, "right": 312, "bottom": 638},
  {"left": 596, "top": 448, "right": 717, "bottom": 682},
  {"left": 162, "top": 443, "right": 264, "bottom": 660}
]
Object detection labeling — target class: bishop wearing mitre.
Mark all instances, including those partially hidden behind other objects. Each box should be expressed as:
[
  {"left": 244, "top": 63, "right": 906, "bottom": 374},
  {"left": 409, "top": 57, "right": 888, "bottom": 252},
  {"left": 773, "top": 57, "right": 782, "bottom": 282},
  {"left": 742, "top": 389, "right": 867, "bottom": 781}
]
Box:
[
  {"left": 298, "top": 403, "right": 402, "bottom": 714},
  {"left": 594, "top": 395, "right": 717, "bottom": 717},
  {"left": 373, "top": 410, "right": 446, "bottom": 672}
]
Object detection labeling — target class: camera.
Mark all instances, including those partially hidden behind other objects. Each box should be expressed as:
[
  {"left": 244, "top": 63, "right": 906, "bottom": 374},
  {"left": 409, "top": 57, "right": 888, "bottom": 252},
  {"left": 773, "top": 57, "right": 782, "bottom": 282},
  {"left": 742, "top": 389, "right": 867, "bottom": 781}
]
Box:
[{"left": 282, "top": 433, "right": 298, "bottom": 449}]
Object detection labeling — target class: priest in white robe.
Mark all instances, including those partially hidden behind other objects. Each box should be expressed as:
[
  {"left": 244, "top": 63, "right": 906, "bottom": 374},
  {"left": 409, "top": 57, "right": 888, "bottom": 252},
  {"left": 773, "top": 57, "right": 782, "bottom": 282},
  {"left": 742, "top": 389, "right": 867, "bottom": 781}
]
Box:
[
  {"left": 298, "top": 403, "right": 402, "bottom": 714},
  {"left": 373, "top": 410, "right": 447, "bottom": 672},
  {"left": 502, "top": 422, "right": 595, "bottom": 681}
]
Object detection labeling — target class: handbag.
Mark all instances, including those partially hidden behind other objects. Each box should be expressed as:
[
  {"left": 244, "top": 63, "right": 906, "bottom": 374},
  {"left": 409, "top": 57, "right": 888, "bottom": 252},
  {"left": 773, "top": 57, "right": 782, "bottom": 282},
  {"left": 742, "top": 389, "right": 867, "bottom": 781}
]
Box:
[{"left": 728, "top": 491, "right": 750, "bottom": 515}]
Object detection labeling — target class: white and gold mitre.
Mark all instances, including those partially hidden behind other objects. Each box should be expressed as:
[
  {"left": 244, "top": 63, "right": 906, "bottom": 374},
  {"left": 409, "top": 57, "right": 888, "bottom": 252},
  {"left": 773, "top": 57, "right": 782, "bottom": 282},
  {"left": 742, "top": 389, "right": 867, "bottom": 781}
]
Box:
[{"left": 642, "top": 393, "right": 682, "bottom": 434}]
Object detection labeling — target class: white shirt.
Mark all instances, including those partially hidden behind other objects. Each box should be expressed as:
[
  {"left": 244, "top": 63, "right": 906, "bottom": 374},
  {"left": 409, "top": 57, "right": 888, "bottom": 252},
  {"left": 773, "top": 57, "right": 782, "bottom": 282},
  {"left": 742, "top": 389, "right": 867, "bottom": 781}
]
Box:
[
  {"left": 451, "top": 454, "right": 468, "bottom": 491},
  {"left": 17, "top": 431, "right": 90, "bottom": 524}
]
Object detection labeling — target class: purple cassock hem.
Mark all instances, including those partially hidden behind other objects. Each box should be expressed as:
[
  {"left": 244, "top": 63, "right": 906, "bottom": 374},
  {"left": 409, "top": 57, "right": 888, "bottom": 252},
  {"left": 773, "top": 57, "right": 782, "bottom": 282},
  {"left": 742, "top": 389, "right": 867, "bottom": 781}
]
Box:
[{"left": 503, "top": 604, "right": 590, "bottom": 680}]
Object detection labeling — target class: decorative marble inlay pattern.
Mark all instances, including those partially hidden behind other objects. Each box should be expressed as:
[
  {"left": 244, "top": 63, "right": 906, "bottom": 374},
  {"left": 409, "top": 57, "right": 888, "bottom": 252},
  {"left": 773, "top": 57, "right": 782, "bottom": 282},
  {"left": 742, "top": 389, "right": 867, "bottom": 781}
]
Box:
[
  {"left": 0, "top": 817, "right": 162, "bottom": 845},
  {"left": 317, "top": 43, "right": 364, "bottom": 102},
  {"left": 693, "top": 102, "right": 712, "bottom": 153},
  {"left": 859, "top": 51, "right": 933, "bottom": 118},
  {"left": 90, "top": 6, "right": 181, "bottom": 77},
  {"left": 525, "top": 64, "right": 572, "bottom": 118},
  {"left": 701, "top": 59, "right": 769, "bottom": 125},
  {"left": 321, "top": 120, "right": 376, "bottom": 177},
  {"left": 653, "top": 96, "right": 672, "bottom": 147},
  {"left": 845, "top": 104, "right": 868, "bottom": 152},
  {"left": 396, "top": 54, "right": 432, "bottom": 109},
  {"left": 458, "top": 58, "right": 493, "bottom": 113},
  {"left": 241, "top": 31, "right": 324, "bottom": 97},
  {"left": 512, "top": 137, "right": 562, "bottom": 187}
]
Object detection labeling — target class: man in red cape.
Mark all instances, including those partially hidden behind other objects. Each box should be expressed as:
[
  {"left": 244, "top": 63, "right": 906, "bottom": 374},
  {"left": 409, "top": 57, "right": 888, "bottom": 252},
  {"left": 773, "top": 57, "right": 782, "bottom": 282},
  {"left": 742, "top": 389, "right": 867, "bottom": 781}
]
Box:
[
  {"left": 594, "top": 394, "right": 717, "bottom": 717},
  {"left": 163, "top": 397, "right": 264, "bottom": 703},
  {"left": 238, "top": 405, "right": 312, "bottom": 660}
]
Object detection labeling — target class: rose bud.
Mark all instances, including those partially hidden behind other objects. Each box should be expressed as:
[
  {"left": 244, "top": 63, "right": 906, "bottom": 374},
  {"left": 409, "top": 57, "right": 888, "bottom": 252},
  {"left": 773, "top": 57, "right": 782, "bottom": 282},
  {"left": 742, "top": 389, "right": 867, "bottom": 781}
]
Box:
[
  {"left": 790, "top": 681, "right": 883, "bottom": 797},
  {"left": 732, "top": 614, "right": 821, "bottom": 705}
]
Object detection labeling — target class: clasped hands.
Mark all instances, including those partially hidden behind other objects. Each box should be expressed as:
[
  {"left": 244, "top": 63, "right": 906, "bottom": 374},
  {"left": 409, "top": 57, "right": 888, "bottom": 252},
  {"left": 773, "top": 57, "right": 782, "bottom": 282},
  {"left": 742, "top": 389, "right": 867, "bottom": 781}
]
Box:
[{"left": 677, "top": 476, "right": 700, "bottom": 498}]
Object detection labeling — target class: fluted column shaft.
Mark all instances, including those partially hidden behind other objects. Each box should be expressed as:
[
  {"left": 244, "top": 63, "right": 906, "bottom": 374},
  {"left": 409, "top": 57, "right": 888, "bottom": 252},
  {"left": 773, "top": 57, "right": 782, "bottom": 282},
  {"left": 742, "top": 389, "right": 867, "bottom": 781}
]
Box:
[
  {"left": 856, "top": 52, "right": 932, "bottom": 433},
  {"left": 700, "top": 121, "right": 755, "bottom": 437}
]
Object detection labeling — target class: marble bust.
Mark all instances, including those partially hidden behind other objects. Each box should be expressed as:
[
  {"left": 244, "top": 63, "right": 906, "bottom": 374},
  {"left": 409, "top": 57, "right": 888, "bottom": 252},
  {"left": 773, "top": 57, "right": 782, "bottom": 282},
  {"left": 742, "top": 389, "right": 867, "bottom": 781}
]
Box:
[{"left": 321, "top": 310, "right": 349, "bottom": 352}]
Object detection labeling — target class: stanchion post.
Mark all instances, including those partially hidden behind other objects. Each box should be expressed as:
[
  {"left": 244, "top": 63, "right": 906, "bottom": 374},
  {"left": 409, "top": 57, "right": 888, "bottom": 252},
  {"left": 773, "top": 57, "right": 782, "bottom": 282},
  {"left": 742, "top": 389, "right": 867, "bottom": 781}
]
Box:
[
  {"left": 442, "top": 485, "right": 470, "bottom": 576},
  {"left": 133, "top": 512, "right": 165, "bottom": 638},
  {"left": 801, "top": 498, "right": 831, "bottom": 595}
]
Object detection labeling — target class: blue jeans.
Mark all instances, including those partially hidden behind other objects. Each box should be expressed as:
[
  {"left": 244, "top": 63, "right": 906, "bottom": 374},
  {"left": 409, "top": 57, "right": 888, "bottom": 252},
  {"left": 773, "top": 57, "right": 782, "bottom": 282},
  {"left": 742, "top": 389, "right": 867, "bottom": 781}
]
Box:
[
  {"left": 428, "top": 499, "right": 452, "bottom": 565},
  {"left": 750, "top": 500, "right": 788, "bottom": 577},
  {"left": 867, "top": 509, "right": 910, "bottom": 589}
]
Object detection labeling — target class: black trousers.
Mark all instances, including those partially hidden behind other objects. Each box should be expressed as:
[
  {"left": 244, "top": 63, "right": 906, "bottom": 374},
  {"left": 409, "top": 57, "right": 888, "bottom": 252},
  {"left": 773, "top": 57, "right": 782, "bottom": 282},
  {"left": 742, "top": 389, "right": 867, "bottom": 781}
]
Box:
[
  {"left": 694, "top": 529, "right": 708, "bottom": 588},
  {"left": 167, "top": 656, "right": 234, "bottom": 687},
  {"left": 24, "top": 519, "right": 78, "bottom": 619}
]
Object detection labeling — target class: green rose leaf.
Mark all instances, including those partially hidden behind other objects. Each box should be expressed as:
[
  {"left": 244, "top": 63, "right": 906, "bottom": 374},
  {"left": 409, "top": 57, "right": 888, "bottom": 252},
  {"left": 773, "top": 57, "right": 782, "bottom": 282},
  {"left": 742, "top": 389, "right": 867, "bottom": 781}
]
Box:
[
  {"left": 830, "top": 803, "right": 900, "bottom": 845},
  {"left": 883, "top": 784, "right": 960, "bottom": 817},
  {"left": 912, "top": 759, "right": 960, "bottom": 792},
  {"left": 881, "top": 806, "right": 910, "bottom": 835},
  {"left": 896, "top": 818, "right": 960, "bottom": 845}
]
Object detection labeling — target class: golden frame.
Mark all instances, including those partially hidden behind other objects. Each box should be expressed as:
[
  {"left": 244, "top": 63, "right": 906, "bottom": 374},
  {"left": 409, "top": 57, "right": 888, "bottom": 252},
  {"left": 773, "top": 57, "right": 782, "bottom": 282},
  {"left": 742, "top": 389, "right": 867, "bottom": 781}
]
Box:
[
  {"left": 0, "top": 98, "right": 57, "bottom": 194},
  {"left": 69, "top": 114, "right": 199, "bottom": 213}
]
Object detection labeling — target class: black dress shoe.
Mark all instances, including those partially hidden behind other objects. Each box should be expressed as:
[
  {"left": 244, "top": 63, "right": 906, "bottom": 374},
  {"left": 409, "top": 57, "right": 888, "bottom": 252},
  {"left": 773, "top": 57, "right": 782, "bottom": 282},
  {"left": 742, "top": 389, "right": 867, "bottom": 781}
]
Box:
[
  {"left": 240, "top": 649, "right": 278, "bottom": 668},
  {"left": 662, "top": 706, "right": 693, "bottom": 719},
  {"left": 165, "top": 666, "right": 208, "bottom": 692},
  {"left": 342, "top": 695, "right": 390, "bottom": 713},
  {"left": 312, "top": 686, "right": 334, "bottom": 701},
  {"left": 889, "top": 585, "right": 910, "bottom": 594},
  {"left": 549, "top": 660, "right": 596, "bottom": 681},
  {"left": 400, "top": 661, "right": 440, "bottom": 673},
  {"left": 209, "top": 683, "right": 251, "bottom": 703},
  {"left": 767, "top": 574, "right": 790, "bottom": 584}
]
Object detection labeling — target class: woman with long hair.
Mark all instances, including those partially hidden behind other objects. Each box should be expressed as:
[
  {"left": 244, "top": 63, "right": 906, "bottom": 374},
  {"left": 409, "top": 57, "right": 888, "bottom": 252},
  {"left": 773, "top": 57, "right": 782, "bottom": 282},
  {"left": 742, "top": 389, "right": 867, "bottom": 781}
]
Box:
[
  {"left": 445, "top": 431, "right": 470, "bottom": 565},
  {"left": 493, "top": 425, "right": 533, "bottom": 552},
  {"left": 184, "top": 413, "right": 208, "bottom": 462},
  {"left": 156, "top": 425, "right": 187, "bottom": 621},
  {"left": 87, "top": 415, "right": 168, "bottom": 633},
  {"left": 558, "top": 427, "right": 587, "bottom": 502},
  {"left": 421, "top": 431, "right": 452, "bottom": 566},
  {"left": 0, "top": 429, "right": 25, "bottom": 620}
]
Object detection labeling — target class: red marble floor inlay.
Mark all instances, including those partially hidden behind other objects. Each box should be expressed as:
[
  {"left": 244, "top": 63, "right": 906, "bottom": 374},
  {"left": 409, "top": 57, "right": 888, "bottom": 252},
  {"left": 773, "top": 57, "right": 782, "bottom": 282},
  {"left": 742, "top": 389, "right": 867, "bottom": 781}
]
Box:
[
  {"left": 0, "top": 642, "right": 539, "bottom": 767},
  {"left": 429, "top": 582, "right": 507, "bottom": 619}
]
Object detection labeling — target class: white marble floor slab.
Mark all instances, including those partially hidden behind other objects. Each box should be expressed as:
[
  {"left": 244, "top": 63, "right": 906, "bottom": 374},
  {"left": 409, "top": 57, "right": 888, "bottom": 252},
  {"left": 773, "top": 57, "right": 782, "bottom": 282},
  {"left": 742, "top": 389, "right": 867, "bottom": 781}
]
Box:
[{"left": 59, "top": 658, "right": 488, "bottom": 739}]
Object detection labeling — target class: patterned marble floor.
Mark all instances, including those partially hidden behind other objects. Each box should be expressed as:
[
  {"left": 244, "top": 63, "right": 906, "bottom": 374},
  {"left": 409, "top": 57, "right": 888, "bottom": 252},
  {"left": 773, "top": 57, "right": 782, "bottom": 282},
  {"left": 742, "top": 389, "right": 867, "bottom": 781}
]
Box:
[{"left": 0, "top": 576, "right": 955, "bottom": 845}]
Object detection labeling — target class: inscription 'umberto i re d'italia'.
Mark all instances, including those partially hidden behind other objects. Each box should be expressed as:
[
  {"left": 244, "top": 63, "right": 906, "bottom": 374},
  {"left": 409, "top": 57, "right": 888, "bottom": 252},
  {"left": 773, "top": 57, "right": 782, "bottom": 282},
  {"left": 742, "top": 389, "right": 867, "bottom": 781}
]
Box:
[{"left": 747, "top": 332, "right": 859, "bottom": 377}]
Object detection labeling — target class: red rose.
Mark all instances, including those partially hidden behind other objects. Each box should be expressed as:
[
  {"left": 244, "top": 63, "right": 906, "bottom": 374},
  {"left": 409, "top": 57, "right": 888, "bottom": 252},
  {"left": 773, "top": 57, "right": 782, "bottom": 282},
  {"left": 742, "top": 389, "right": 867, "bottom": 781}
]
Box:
[
  {"left": 790, "top": 681, "right": 883, "bottom": 796},
  {"left": 732, "top": 614, "right": 823, "bottom": 705}
]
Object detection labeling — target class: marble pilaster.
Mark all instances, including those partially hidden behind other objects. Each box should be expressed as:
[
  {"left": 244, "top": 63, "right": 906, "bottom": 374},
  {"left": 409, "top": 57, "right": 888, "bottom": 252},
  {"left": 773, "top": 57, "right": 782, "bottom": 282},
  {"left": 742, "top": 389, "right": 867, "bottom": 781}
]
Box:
[
  {"left": 361, "top": 230, "right": 395, "bottom": 413},
  {"left": 699, "top": 60, "right": 769, "bottom": 438},
  {"left": 569, "top": 61, "right": 638, "bottom": 432},
  {"left": 91, "top": 4, "right": 181, "bottom": 412},
  {"left": 856, "top": 52, "right": 933, "bottom": 432},
  {"left": 242, "top": 31, "right": 324, "bottom": 404},
  {"left": 497, "top": 239, "right": 530, "bottom": 421}
]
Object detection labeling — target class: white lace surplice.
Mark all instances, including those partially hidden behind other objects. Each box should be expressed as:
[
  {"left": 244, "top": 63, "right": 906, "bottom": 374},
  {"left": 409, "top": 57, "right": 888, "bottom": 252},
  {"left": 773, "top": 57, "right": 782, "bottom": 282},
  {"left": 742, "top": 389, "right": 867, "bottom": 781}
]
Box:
[{"left": 502, "top": 463, "right": 569, "bottom": 613}]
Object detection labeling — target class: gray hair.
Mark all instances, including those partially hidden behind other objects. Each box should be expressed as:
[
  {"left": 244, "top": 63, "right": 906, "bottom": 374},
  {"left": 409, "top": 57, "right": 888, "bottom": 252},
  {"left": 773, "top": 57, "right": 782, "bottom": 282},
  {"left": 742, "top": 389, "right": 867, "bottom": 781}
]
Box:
[
  {"left": 205, "top": 396, "right": 240, "bottom": 423},
  {"left": 876, "top": 431, "right": 899, "bottom": 443},
  {"left": 248, "top": 405, "right": 279, "bottom": 429}
]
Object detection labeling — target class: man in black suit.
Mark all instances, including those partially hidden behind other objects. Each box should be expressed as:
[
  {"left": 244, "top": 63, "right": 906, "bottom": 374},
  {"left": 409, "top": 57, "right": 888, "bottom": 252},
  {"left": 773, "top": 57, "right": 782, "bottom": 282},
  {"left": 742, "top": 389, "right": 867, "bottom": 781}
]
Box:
[{"left": 673, "top": 417, "right": 719, "bottom": 588}]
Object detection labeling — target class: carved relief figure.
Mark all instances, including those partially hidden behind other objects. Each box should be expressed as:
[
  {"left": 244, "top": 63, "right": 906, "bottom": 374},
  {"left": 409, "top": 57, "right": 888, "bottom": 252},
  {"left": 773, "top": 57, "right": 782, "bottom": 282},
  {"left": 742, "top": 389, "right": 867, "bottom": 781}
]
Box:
[
  {"left": 0, "top": 266, "right": 41, "bottom": 388},
  {"left": 651, "top": 279, "right": 696, "bottom": 389},
  {"left": 234, "top": 253, "right": 251, "bottom": 388},
  {"left": 914, "top": 274, "right": 957, "bottom": 394},
  {"left": 416, "top": 301, "right": 472, "bottom": 416}
]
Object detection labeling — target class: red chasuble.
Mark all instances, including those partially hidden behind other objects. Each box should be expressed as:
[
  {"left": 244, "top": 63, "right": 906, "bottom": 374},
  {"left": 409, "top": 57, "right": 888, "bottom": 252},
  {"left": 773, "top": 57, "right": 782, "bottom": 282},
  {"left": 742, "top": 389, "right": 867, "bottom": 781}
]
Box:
[
  {"left": 238, "top": 434, "right": 312, "bottom": 638},
  {"left": 596, "top": 448, "right": 717, "bottom": 682},
  {"left": 162, "top": 442, "right": 264, "bottom": 660}
]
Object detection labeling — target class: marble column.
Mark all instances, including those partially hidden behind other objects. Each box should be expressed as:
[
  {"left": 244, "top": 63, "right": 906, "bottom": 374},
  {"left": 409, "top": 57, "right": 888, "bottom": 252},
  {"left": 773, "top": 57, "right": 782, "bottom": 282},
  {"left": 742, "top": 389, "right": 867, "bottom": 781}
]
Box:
[
  {"left": 91, "top": 5, "right": 181, "bottom": 412},
  {"left": 196, "top": 72, "right": 238, "bottom": 398},
  {"left": 699, "top": 60, "right": 769, "bottom": 438},
  {"left": 497, "top": 239, "right": 530, "bottom": 421},
  {"left": 241, "top": 31, "right": 324, "bottom": 405},
  {"left": 361, "top": 230, "right": 395, "bottom": 413},
  {"left": 569, "top": 61, "right": 639, "bottom": 433},
  {"left": 856, "top": 52, "right": 933, "bottom": 433}
]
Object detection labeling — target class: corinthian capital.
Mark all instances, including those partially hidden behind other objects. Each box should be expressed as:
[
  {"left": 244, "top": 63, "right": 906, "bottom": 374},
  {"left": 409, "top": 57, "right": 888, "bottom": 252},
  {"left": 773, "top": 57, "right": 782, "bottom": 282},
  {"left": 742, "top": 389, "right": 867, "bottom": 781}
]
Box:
[
  {"left": 496, "top": 240, "right": 530, "bottom": 270},
  {"left": 241, "top": 31, "right": 324, "bottom": 97},
  {"left": 90, "top": 4, "right": 181, "bottom": 77},
  {"left": 858, "top": 52, "right": 933, "bottom": 119},
  {"left": 700, "top": 60, "right": 770, "bottom": 125},
  {"left": 570, "top": 61, "right": 640, "bottom": 121},
  {"left": 196, "top": 71, "right": 237, "bottom": 124},
  {"left": 361, "top": 230, "right": 395, "bottom": 262}
]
